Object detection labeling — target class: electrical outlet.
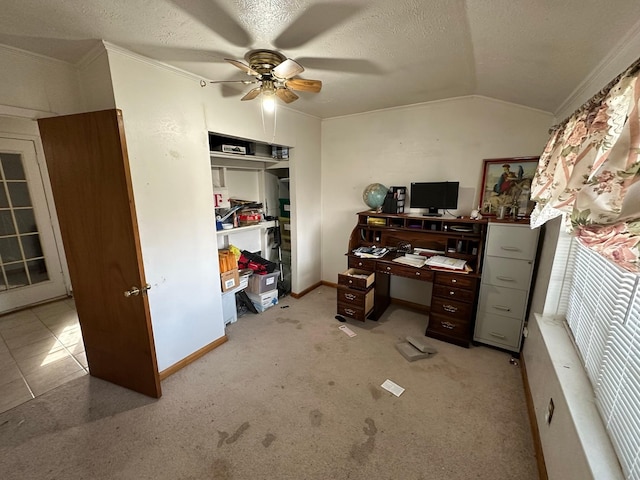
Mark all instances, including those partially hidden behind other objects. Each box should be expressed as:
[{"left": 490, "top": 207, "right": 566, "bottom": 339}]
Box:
[{"left": 545, "top": 398, "right": 555, "bottom": 425}]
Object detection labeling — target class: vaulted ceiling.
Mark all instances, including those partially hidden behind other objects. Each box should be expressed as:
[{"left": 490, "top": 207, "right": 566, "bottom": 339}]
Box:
[{"left": 2, "top": 0, "right": 639, "bottom": 118}]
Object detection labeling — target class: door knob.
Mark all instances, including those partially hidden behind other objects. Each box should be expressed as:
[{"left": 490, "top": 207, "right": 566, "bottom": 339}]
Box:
[{"left": 124, "top": 284, "right": 151, "bottom": 297}]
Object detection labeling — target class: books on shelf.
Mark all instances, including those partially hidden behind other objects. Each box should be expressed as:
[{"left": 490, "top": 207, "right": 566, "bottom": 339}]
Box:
[{"left": 352, "top": 246, "right": 389, "bottom": 258}]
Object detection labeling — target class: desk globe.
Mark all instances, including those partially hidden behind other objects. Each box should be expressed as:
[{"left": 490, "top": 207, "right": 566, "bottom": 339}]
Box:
[{"left": 362, "top": 183, "right": 388, "bottom": 212}]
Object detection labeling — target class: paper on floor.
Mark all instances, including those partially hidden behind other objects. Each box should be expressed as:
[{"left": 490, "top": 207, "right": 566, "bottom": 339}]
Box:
[
  {"left": 381, "top": 379, "right": 405, "bottom": 397},
  {"left": 339, "top": 325, "right": 357, "bottom": 337}
]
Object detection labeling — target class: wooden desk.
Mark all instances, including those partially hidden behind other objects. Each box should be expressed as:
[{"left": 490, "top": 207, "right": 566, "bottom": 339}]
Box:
[{"left": 345, "top": 211, "right": 488, "bottom": 347}]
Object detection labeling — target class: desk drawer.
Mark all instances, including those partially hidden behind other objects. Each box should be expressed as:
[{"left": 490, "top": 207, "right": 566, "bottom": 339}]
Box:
[
  {"left": 348, "top": 256, "right": 376, "bottom": 271},
  {"left": 337, "top": 301, "right": 371, "bottom": 322},
  {"left": 338, "top": 268, "right": 375, "bottom": 290},
  {"left": 427, "top": 312, "right": 470, "bottom": 342},
  {"left": 337, "top": 285, "right": 374, "bottom": 313},
  {"left": 376, "top": 262, "right": 433, "bottom": 282},
  {"left": 433, "top": 284, "right": 475, "bottom": 303},
  {"left": 430, "top": 297, "right": 473, "bottom": 321},
  {"left": 434, "top": 272, "right": 476, "bottom": 290}
]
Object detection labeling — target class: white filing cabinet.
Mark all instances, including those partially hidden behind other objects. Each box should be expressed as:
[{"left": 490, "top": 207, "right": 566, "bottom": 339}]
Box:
[{"left": 474, "top": 222, "right": 540, "bottom": 353}]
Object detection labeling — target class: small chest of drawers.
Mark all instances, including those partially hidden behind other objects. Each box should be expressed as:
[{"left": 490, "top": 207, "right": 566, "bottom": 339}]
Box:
[
  {"left": 426, "top": 272, "right": 478, "bottom": 347},
  {"left": 336, "top": 268, "right": 375, "bottom": 322},
  {"left": 474, "top": 223, "right": 540, "bottom": 353}
]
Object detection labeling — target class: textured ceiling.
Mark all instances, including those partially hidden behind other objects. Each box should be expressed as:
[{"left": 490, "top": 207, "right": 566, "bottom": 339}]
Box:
[{"left": 1, "top": 0, "right": 639, "bottom": 118}]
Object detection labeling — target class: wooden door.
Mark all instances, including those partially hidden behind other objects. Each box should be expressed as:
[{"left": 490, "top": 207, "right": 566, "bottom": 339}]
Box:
[{"left": 38, "top": 109, "right": 161, "bottom": 398}]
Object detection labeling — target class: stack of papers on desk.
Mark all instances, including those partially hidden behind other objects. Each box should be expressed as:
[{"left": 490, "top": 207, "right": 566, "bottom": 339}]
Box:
[
  {"left": 353, "top": 246, "right": 389, "bottom": 258},
  {"left": 393, "top": 254, "right": 427, "bottom": 268},
  {"left": 424, "top": 255, "right": 468, "bottom": 271}
]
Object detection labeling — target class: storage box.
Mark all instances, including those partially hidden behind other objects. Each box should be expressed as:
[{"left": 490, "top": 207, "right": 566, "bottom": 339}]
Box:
[
  {"left": 337, "top": 268, "right": 375, "bottom": 290},
  {"left": 220, "top": 268, "right": 240, "bottom": 292},
  {"left": 279, "top": 198, "right": 290, "bottom": 217},
  {"left": 247, "top": 270, "right": 280, "bottom": 294},
  {"left": 246, "top": 290, "right": 279, "bottom": 312}
]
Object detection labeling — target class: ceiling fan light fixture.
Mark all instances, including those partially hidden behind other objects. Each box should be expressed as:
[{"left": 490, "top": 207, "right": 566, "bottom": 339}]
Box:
[{"left": 261, "top": 80, "right": 277, "bottom": 112}]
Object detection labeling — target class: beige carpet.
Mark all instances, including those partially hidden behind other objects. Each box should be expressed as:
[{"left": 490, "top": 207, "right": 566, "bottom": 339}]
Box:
[{"left": 0, "top": 286, "right": 538, "bottom": 479}]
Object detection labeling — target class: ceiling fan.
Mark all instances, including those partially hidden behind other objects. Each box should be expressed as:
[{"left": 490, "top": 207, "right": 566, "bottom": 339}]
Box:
[{"left": 202, "top": 49, "right": 322, "bottom": 108}]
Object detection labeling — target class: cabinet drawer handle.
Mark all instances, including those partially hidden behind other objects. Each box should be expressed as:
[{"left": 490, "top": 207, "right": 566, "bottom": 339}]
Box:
[
  {"left": 449, "top": 291, "right": 455, "bottom": 295},
  {"left": 348, "top": 279, "right": 353, "bottom": 284},
  {"left": 489, "top": 332, "right": 507, "bottom": 339},
  {"left": 500, "top": 246, "right": 520, "bottom": 252},
  {"left": 415, "top": 272, "right": 420, "bottom": 276},
  {"left": 443, "top": 304, "right": 458, "bottom": 313},
  {"left": 386, "top": 266, "right": 391, "bottom": 271},
  {"left": 496, "top": 276, "right": 515, "bottom": 282},
  {"left": 358, "top": 262, "right": 363, "bottom": 267},
  {"left": 441, "top": 321, "right": 455, "bottom": 330},
  {"left": 493, "top": 305, "right": 511, "bottom": 312},
  {"left": 451, "top": 279, "right": 457, "bottom": 283},
  {"left": 344, "top": 308, "right": 355, "bottom": 315},
  {"left": 344, "top": 293, "right": 356, "bottom": 301}
]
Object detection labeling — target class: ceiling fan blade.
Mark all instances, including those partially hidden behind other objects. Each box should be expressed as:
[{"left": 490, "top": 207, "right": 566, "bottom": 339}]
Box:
[
  {"left": 208, "top": 80, "right": 257, "bottom": 85},
  {"left": 225, "top": 58, "right": 259, "bottom": 76},
  {"left": 273, "top": 3, "right": 364, "bottom": 49},
  {"left": 275, "top": 88, "right": 299, "bottom": 104},
  {"left": 241, "top": 87, "right": 262, "bottom": 101},
  {"left": 286, "top": 78, "right": 322, "bottom": 93},
  {"left": 272, "top": 58, "right": 304, "bottom": 79}
]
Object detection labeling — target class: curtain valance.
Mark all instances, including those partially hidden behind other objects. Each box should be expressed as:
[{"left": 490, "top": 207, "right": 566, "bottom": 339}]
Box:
[{"left": 530, "top": 60, "right": 640, "bottom": 272}]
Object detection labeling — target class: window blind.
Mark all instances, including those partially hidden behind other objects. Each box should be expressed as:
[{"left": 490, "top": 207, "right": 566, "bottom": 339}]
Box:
[{"left": 565, "top": 240, "right": 640, "bottom": 479}]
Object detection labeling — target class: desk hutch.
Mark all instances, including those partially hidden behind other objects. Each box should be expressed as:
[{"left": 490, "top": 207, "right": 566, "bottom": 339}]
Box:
[{"left": 342, "top": 211, "right": 488, "bottom": 347}]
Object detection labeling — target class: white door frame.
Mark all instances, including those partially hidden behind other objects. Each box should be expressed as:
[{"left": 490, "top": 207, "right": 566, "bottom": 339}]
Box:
[{"left": 0, "top": 134, "right": 69, "bottom": 313}]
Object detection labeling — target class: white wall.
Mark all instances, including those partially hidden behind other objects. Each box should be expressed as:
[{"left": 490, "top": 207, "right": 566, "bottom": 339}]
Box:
[
  {"left": 0, "top": 44, "right": 83, "bottom": 116},
  {"left": 104, "top": 45, "right": 321, "bottom": 370},
  {"left": 321, "top": 96, "right": 553, "bottom": 303}
]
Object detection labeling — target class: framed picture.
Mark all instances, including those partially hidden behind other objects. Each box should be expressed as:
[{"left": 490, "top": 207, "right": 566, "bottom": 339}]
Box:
[{"left": 479, "top": 157, "right": 539, "bottom": 217}]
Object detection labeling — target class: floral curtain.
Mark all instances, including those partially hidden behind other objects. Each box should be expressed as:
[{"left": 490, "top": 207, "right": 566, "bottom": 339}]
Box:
[{"left": 530, "top": 61, "right": 640, "bottom": 272}]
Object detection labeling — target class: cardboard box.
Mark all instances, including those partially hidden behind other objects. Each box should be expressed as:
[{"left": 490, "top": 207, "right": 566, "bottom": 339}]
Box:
[
  {"left": 246, "top": 290, "right": 279, "bottom": 312},
  {"left": 247, "top": 270, "right": 280, "bottom": 294},
  {"left": 220, "top": 268, "right": 240, "bottom": 292}
]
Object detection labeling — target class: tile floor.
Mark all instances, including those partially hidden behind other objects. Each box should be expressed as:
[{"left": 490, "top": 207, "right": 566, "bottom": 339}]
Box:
[{"left": 0, "top": 298, "right": 87, "bottom": 414}]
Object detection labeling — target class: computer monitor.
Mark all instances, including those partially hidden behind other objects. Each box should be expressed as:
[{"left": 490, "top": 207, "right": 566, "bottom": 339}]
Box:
[{"left": 409, "top": 181, "right": 459, "bottom": 216}]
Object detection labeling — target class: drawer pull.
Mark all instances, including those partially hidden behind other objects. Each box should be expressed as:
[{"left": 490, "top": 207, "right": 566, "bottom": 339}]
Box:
[
  {"left": 441, "top": 321, "right": 455, "bottom": 330},
  {"left": 493, "top": 305, "right": 511, "bottom": 312},
  {"left": 345, "top": 308, "right": 356, "bottom": 315},
  {"left": 489, "top": 332, "right": 507, "bottom": 339},
  {"left": 500, "top": 246, "right": 520, "bottom": 252},
  {"left": 496, "top": 276, "right": 515, "bottom": 282},
  {"left": 451, "top": 279, "right": 457, "bottom": 283},
  {"left": 443, "top": 304, "right": 458, "bottom": 313},
  {"left": 386, "top": 266, "right": 392, "bottom": 271},
  {"left": 415, "top": 272, "right": 420, "bottom": 276},
  {"left": 348, "top": 279, "right": 353, "bottom": 284},
  {"left": 449, "top": 291, "right": 455, "bottom": 295},
  {"left": 344, "top": 293, "right": 356, "bottom": 301},
  {"left": 358, "top": 262, "right": 363, "bottom": 267}
]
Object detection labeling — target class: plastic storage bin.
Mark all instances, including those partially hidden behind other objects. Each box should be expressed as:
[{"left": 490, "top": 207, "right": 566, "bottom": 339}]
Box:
[{"left": 247, "top": 270, "right": 280, "bottom": 294}]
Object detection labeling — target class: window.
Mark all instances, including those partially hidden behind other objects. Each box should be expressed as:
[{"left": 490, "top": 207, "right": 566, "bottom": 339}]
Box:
[{"left": 563, "top": 240, "right": 640, "bottom": 479}]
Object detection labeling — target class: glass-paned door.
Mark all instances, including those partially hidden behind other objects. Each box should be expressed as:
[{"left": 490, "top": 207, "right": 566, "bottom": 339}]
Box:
[{"left": 0, "top": 137, "right": 67, "bottom": 313}]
